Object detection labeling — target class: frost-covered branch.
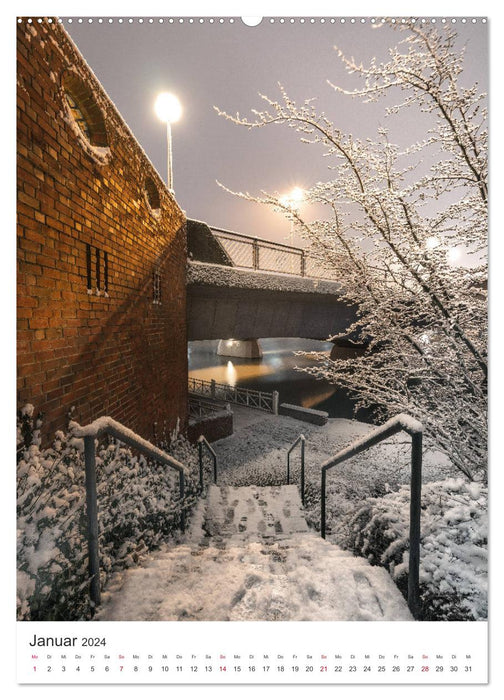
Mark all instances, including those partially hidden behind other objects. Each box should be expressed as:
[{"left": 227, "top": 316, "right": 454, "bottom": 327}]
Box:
[{"left": 215, "top": 22, "right": 487, "bottom": 480}]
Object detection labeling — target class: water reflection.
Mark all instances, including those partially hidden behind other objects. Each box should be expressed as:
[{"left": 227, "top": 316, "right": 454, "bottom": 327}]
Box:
[
  {"left": 226, "top": 361, "right": 237, "bottom": 386},
  {"left": 188, "top": 338, "right": 374, "bottom": 422},
  {"left": 188, "top": 360, "right": 276, "bottom": 385}
]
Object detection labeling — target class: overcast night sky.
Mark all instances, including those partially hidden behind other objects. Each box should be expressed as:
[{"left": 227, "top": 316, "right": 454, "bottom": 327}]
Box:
[{"left": 64, "top": 17, "right": 488, "bottom": 247}]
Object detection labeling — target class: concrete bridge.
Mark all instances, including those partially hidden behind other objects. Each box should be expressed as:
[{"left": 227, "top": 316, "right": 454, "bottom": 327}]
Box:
[{"left": 186, "top": 220, "right": 359, "bottom": 357}]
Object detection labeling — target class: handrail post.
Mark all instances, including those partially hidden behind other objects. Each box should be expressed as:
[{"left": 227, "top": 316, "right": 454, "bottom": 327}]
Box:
[
  {"left": 301, "top": 251, "right": 306, "bottom": 277},
  {"left": 198, "top": 439, "right": 204, "bottom": 491},
  {"left": 210, "top": 379, "right": 216, "bottom": 398},
  {"left": 213, "top": 451, "right": 218, "bottom": 484},
  {"left": 253, "top": 239, "right": 259, "bottom": 270},
  {"left": 84, "top": 435, "right": 101, "bottom": 609},
  {"left": 321, "top": 468, "right": 327, "bottom": 539},
  {"left": 287, "top": 435, "right": 306, "bottom": 504},
  {"left": 300, "top": 436, "right": 305, "bottom": 506},
  {"left": 272, "top": 390, "right": 279, "bottom": 415},
  {"left": 179, "top": 470, "right": 186, "bottom": 532},
  {"left": 198, "top": 435, "right": 219, "bottom": 486},
  {"left": 408, "top": 431, "right": 423, "bottom": 619}
]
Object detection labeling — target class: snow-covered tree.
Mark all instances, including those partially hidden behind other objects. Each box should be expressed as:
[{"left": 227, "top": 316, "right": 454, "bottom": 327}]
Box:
[{"left": 216, "top": 21, "right": 487, "bottom": 481}]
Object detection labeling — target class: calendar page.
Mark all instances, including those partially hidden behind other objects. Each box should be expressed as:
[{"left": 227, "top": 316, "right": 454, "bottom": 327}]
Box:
[{"left": 14, "top": 0, "right": 491, "bottom": 691}]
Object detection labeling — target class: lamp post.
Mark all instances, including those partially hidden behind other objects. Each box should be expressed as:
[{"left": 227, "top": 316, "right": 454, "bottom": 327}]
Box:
[{"left": 154, "top": 92, "right": 182, "bottom": 192}]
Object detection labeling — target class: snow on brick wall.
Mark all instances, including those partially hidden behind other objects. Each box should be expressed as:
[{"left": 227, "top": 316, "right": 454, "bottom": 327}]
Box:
[{"left": 17, "top": 18, "right": 188, "bottom": 443}]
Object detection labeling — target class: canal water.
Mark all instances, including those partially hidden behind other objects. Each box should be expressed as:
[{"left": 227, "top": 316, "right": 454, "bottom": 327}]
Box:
[{"left": 188, "top": 339, "right": 375, "bottom": 423}]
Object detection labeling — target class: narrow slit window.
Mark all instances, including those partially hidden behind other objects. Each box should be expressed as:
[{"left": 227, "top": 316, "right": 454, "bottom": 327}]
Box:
[
  {"left": 95, "top": 247, "right": 101, "bottom": 291},
  {"left": 104, "top": 251, "right": 109, "bottom": 294},
  {"left": 86, "top": 244, "right": 92, "bottom": 291},
  {"left": 153, "top": 271, "right": 162, "bottom": 304},
  {"left": 85, "top": 244, "right": 109, "bottom": 297}
]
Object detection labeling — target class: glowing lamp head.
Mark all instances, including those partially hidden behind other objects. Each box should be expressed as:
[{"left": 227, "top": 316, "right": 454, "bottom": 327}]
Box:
[
  {"left": 447, "top": 247, "right": 461, "bottom": 264},
  {"left": 290, "top": 186, "right": 304, "bottom": 203},
  {"left": 279, "top": 186, "right": 304, "bottom": 208},
  {"left": 154, "top": 92, "right": 182, "bottom": 124}
]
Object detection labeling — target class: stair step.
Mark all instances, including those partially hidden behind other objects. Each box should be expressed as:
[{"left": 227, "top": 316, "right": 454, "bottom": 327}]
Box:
[
  {"left": 96, "top": 532, "right": 412, "bottom": 622},
  {"left": 202, "top": 484, "right": 309, "bottom": 543},
  {"left": 95, "top": 482, "right": 413, "bottom": 622}
]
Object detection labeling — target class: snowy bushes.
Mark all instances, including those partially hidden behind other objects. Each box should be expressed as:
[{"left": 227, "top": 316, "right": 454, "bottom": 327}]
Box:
[
  {"left": 339, "top": 478, "right": 487, "bottom": 621},
  {"left": 17, "top": 407, "right": 201, "bottom": 621}
]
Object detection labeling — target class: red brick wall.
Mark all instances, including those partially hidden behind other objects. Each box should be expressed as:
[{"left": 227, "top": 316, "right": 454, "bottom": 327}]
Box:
[{"left": 17, "top": 18, "right": 188, "bottom": 442}]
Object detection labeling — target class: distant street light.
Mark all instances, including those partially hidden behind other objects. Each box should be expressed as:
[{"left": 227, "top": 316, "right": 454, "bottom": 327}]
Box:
[
  {"left": 279, "top": 187, "right": 305, "bottom": 274},
  {"left": 447, "top": 246, "right": 462, "bottom": 265},
  {"left": 154, "top": 92, "right": 182, "bottom": 192},
  {"left": 279, "top": 187, "right": 304, "bottom": 245},
  {"left": 279, "top": 186, "right": 304, "bottom": 210}
]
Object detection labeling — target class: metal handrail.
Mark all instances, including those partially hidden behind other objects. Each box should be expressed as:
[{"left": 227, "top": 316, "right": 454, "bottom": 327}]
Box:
[
  {"left": 210, "top": 225, "right": 304, "bottom": 253},
  {"left": 70, "top": 417, "right": 187, "bottom": 610},
  {"left": 209, "top": 226, "right": 339, "bottom": 281},
  {"left": 211, "top": 227, "right": 305, "bottom": 276},
  {"left": 320, "top": 413, "right": 423, "bottom": 619},
  {"left": 188, "top": 395, "right": 230, "bottom": 420},
  {"left": 197, "top": 435, "right": 218, "bottom": 489},
  {"left": 188, "top": 376, "right": 279, "bottom": 415},
  {"left": 287, "top": 434, "right": 306, "bottom": 506}
]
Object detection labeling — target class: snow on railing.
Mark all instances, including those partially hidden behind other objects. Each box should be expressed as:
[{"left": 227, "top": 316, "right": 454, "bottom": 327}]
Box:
[
  {"left": 319, "top": 413, "right": 423, "bottom": 619},
  {"left": 70, "top": 416, "right": 187, "bottom": 611},
  {"left": 189, "top": 376, "right": 279, "bottom": 415}
]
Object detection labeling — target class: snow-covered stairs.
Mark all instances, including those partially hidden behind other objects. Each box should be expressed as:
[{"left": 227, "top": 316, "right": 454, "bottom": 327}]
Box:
[
  {"left": 96, "top": 485, "right": 413, "bottom": 622},
  {"left": 202, "top": 484, "right": 310, "bottom": 543}
]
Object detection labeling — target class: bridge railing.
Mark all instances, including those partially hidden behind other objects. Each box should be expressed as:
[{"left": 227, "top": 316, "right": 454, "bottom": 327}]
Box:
[
  {"left": 188, "top": 376, "right": 279, "bottom": 414},
  {"left": 209, "top": 226, "right": 337, "bottom": 280}
]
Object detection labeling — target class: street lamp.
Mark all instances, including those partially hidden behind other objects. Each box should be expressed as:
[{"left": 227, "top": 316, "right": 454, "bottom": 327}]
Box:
[
  {"left": 154, "top": 92, "right": 182, "bottom": 192},
  {"left": 280, "top": 186, "right": 304, "bottom": 210},
  {"left": 447, "top": 246, "right": 461, "bottom": 265},
  {"left": 279, "top": 186, "right": 304, "bottom": 245}
]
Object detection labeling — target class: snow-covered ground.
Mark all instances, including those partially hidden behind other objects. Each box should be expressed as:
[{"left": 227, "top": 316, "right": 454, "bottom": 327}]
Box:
[
  {"left": 96, "top": 483, "right": 412, "bottom": 622},
  {"left": 18, "top": 404, "right": 485, "bottom": 622},
  {"left": 95, "top": 406, "right": 474, "bottom": 622},
  {"left": 212, "top": 405, "right": 452, "bottom": 532}
]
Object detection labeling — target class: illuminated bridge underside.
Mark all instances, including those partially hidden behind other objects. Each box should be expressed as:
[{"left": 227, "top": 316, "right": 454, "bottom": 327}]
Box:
[{"left": 187, "top": 262, "right": 357, "bottom": 342}]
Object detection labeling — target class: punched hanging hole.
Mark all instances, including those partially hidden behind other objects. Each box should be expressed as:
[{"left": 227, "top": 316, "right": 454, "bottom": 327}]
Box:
[{"left": 241, "top": 16, "right": 263, "bottom": 27}]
